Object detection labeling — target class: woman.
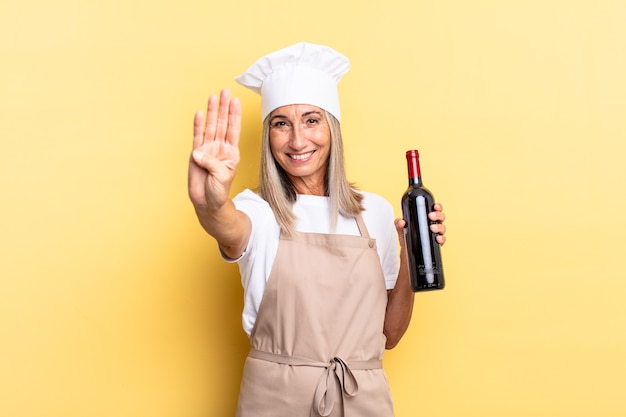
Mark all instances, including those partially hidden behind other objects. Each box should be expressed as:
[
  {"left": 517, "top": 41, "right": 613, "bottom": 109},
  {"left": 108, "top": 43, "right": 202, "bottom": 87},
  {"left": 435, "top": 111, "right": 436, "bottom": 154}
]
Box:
[{"left": 188, "top": 42, "right": 446, "bottom": 417}]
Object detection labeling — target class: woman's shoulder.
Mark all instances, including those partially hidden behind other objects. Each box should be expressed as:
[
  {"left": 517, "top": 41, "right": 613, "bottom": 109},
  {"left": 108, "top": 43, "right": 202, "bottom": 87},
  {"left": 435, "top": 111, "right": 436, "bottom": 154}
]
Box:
[
  {"left": 358, "top": 191, "right": 397, "bottom": 248},
  {"left": 359, "top": 191, "right": 394, "bottom": 213},
  {"left": 233, "top": 189, "right": 270, "bottom": 208},
  {"left": 233, "top": 189, "right": 273, "bottom": 220}
]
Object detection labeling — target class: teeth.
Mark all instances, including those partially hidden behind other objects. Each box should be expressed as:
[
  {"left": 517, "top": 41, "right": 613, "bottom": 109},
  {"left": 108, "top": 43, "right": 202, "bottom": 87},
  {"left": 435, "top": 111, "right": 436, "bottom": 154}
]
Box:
[{"left": 290, "top": 151, "right": 313, "bottom": 160}]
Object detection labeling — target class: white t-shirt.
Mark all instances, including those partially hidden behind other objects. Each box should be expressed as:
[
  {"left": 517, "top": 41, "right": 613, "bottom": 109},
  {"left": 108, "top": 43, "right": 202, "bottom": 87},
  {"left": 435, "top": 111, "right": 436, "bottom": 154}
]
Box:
[{"left": 224, "top": 189, "right": 400, "bottom": 336}]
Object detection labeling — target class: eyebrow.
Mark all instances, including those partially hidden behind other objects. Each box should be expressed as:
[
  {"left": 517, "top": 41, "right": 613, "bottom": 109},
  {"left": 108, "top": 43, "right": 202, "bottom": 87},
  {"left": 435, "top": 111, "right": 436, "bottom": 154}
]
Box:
[
  {"left": 270, "top": 110, "right": 323, "bottom": 122},
  {"left": 302, "top": 110, "right": 323, "bottom": 119}
]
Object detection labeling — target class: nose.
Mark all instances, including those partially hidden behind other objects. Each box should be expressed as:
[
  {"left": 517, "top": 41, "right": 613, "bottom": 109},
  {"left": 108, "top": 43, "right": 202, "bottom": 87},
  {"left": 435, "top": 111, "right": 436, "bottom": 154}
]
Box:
[{"left": 288, "top": 123, "right": 306, "bottom": 150}]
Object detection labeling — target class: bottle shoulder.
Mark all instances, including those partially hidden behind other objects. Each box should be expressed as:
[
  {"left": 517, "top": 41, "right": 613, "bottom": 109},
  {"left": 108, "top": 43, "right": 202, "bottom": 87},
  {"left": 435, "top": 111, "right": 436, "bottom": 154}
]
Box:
[{"left": 402, "top": 185, "right": 435, "bottom": 199}]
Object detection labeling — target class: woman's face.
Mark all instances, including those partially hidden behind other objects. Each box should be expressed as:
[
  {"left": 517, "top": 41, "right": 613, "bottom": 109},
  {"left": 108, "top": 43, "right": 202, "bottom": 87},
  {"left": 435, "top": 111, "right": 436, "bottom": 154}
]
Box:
[{"left": 268, "top": 104, "right": 331, "bottom": 195}]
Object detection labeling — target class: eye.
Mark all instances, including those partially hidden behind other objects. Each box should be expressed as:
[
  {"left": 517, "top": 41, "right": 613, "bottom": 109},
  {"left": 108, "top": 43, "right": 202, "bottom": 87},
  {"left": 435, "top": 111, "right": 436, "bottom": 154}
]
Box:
[
  {"left": 306, "top": 118, "right": 319, "bottom": 125},
  {"left": 271, "top": 120, "right": 288, "bottom": 129}
]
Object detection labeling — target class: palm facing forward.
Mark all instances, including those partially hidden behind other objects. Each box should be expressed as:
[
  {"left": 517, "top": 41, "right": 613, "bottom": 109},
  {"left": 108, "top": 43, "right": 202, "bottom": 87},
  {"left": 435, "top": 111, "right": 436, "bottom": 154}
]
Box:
[{"left": 188, "top": 89, "right": 242, "bottom": 211}]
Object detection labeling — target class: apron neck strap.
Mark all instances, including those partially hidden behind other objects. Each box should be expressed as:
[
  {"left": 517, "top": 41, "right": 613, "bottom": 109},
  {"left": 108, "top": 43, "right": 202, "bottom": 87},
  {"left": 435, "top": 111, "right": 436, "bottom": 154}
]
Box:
[{"left": 354, "top": 214, "right": 370, "bottom": 238}]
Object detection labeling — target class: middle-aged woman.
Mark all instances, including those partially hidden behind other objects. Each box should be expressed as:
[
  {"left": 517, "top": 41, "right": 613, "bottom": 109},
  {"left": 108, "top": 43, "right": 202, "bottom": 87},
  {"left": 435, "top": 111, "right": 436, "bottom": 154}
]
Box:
[{"left": 188, "top": 42, "right": 446, "bottom": 417}]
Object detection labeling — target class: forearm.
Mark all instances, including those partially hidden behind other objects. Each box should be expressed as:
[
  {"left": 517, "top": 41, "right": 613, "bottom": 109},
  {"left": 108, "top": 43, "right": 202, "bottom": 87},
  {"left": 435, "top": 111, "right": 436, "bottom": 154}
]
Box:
[
  {"left": 194, "top": 199, "right": 251, "bottom": 259},
  {"left": 383, "top": 245, "right": 415, "bottom": 349}
]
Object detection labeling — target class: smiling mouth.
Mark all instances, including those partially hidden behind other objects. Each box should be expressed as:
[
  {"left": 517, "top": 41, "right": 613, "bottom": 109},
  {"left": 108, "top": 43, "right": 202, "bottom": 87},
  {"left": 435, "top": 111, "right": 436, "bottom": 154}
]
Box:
[{"left": 289, "top": 151, "right": 315, "bottom": 161}]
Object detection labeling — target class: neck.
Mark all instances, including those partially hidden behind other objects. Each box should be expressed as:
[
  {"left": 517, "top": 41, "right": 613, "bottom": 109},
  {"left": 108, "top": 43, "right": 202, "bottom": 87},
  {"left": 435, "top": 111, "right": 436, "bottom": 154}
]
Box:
[
  {"left": 289, "top": 175, "right": 327, "bottom": 196},
  {"left": 294, "top": 183, "right": 327, "bottom": 196}
]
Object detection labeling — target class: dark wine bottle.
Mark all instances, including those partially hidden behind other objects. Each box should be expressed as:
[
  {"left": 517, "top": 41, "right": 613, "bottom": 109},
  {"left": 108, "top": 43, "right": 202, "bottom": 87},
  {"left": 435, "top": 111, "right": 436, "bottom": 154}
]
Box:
[{"left": 401, "top": 149, "right": 445, "bottom": 292}]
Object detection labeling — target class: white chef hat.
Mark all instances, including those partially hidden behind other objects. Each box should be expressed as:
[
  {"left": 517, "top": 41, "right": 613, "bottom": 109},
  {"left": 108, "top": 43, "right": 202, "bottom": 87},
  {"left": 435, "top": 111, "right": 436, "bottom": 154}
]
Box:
[{"left": 235, "top": 42, "right": 350, "bottom": 122}]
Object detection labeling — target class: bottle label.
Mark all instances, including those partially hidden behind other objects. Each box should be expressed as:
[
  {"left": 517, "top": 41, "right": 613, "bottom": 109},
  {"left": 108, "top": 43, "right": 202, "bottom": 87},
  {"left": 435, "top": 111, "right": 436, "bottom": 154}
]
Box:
[
  {"left": 418, "top": 264, "right": 443, "bottom": 275},
  {"left": 416, "top": 196, "right": 435, "bottom": 284}
]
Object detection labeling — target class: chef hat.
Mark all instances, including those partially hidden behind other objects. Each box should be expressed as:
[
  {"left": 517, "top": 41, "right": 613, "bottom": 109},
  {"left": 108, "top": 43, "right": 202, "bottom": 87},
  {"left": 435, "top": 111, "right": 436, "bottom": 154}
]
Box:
[{"left": 235, "top": 42, "right": 350, "bottom": 122}]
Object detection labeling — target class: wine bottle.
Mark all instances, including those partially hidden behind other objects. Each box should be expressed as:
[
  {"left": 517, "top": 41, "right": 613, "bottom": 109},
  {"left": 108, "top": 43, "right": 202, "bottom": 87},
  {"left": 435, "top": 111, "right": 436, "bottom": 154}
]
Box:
[{"left": 401, "top": 149, "right": 445, "bottom": 292}]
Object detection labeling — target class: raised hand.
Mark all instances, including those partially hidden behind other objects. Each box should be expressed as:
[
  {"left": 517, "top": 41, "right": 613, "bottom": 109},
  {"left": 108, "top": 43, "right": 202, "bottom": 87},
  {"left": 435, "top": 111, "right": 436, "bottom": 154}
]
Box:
[{"left": 188, "top": 89, "right": 242, "bottom": 211}]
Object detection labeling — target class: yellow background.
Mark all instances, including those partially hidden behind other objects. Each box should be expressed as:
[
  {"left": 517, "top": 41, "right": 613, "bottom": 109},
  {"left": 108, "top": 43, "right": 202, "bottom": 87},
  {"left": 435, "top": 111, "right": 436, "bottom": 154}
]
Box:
[{"left": 2, "top": 0, "right": 625, "bottom": 416}]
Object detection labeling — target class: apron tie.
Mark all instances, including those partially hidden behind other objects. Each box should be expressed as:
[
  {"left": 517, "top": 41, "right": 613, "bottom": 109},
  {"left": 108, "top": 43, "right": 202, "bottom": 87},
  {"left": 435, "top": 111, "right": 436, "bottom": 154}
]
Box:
[
  {"left": 312, "top": 356, "right": 358, "bottom": 417},
  {"left": 248, "top": 349, "right": 381, "bottom": 417}
]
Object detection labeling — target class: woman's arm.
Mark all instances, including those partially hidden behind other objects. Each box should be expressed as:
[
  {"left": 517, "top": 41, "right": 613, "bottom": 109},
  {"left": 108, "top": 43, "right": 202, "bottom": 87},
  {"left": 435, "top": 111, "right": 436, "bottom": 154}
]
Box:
[
  {"left": 188, "top": 89, "right": 251, "bottom": 259},
  {"left": 383, "top": 205, "right": 446, "bottom": 349}
]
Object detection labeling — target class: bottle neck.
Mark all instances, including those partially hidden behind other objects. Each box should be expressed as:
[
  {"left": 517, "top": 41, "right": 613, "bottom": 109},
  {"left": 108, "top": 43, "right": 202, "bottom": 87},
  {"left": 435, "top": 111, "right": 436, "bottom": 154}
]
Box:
[
  {"left": 409, "top": 176, "right": 422, "bottom": 187},
  {"left": 406, "top": 150, "right": 423, "bottom": 187}
]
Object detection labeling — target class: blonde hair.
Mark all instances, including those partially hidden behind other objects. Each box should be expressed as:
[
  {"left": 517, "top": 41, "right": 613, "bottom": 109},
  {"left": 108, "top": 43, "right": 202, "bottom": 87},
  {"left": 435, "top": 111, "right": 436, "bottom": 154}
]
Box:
[{"left": 258, "top": 110, "right": 364, "bottom": 235}]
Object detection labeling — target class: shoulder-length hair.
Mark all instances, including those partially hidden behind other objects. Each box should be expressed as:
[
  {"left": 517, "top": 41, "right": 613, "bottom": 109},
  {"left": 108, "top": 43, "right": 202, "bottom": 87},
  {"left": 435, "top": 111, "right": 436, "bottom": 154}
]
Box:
[{"left": 258, "top": 110, "right": 364, "bottom": 235}]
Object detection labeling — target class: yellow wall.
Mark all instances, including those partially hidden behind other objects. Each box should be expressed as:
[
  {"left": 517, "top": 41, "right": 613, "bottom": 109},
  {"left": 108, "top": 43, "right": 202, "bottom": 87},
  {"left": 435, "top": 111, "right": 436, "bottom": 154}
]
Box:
[{"left": 2, "top": 0, "right": 625, "bottom": 416}]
